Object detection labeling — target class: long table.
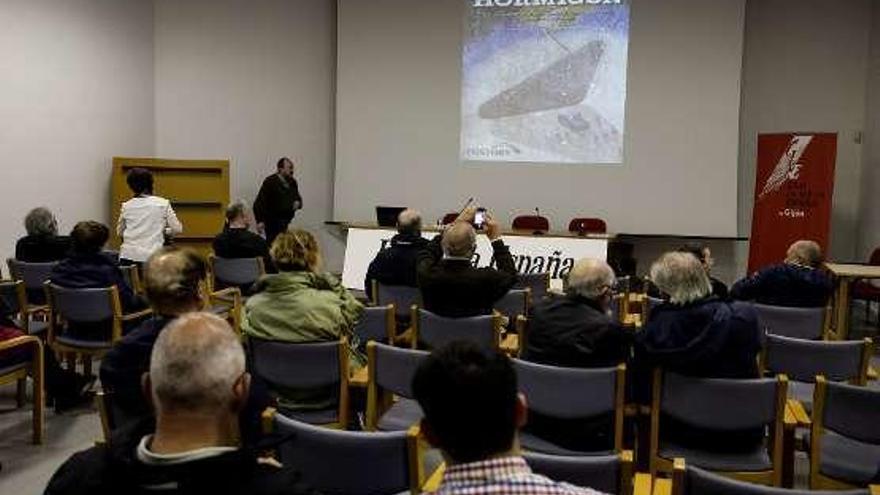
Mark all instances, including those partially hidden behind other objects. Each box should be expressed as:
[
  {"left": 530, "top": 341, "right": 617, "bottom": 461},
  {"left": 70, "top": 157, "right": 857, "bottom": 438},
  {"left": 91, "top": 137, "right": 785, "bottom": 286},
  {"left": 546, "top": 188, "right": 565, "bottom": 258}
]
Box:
[
  {"left": 338, "top": 223, "right": 610, "bottom": 291},
  {"left": 825, "top": 263, "right": 880, "bottom": 339}
]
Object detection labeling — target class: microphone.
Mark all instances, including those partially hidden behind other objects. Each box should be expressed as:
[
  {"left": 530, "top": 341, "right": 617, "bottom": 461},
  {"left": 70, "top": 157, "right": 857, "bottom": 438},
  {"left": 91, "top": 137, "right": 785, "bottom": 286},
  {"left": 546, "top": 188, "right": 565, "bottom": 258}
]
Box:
[
  {"left": 535, "top": 207, "right": 540, "bottom": 218},
  {"left": 533, "top": 207, "right": 544, "bottom": 235}
]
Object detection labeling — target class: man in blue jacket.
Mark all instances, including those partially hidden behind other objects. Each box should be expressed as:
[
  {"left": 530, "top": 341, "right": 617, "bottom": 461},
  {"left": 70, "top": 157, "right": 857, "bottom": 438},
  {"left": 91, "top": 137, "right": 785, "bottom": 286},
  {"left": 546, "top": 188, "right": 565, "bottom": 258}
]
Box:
[{"left": 731, "top": 239, "right": 832, "bottom": 308}]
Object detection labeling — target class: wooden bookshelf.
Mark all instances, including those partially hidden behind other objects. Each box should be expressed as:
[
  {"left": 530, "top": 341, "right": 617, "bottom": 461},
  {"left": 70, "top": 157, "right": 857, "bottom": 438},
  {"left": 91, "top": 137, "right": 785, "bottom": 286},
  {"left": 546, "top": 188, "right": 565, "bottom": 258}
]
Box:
[{"left": 111, "top": 157, "right": 230, "bottom": 256}]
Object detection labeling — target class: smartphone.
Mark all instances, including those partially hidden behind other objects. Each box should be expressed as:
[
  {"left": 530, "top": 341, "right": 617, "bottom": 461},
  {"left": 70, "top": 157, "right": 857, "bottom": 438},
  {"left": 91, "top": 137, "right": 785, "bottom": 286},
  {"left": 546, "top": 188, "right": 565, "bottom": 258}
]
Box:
[{"left": 473, "top": 208, "right": 487, "bottom": 230}]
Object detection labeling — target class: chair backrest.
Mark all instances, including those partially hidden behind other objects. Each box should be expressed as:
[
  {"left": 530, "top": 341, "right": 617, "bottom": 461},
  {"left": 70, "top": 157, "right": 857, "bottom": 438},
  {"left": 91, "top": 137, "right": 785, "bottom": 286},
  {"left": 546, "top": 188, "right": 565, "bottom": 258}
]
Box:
[
  {"left": 414, "top": 308, "right": 499, "bottom": 351},
  {"left": 0, "top": 280, "right": 25, "bottom": 315},
  {"left": 515, "top": 272, "right": 550, "bottom": 301},
  {"left": 370, "top": 342, "right": 429, "bottom": 398},
  {"left": 210, "top": 256, "right": 264, "bottom": 288},
  {"left": 764, "top": 334, "right": 870, "bottom": 384},
  {"left": 679, "top": 464, "right": 868, "bottom": 495},
  {"left": 354, "top": 305, "right": 395, "bottom": 344},
  {"left": 512, "top": 215, "right": 550, "bottom": 232},
  {"left": 658, "top": 372, "right": 782, "bottom": 431},
  {"left": 271, "top": 411, "right": 417, "bottom": 495},
  {"left": 494, "top": 288, "right": 530, "bottom": 320},
  {"left": 249, "top": 338, "right": 344, "bottom": 390},
  {"left": 753, "top": 303, "right": 825, "bottom": 340},
  {"left": 8, "top": 259, "right": 58, "bottom": 292},
  {"left": 441, "top": 213, "right": 458, "bottom": 225},
  {"left": 119, "top": 265, "right": 141, "bottom": 294},
  {"left": 524, "top": 452, "right": 622, "bottom": 495},
  {"left": 46, "top": 283, "right": 118, "bottom": 324},
  {"left": 375, "top": 282, "right": 420, "bottom": 319},
  {"left": 568, "top": 218, "right": 607, "bottom": 234},
  {"left": 514, "top": 359, "right": 622, "bottom": 420},
  {"left": 815, "top": 377, "right": 880, "bottom": 444}
]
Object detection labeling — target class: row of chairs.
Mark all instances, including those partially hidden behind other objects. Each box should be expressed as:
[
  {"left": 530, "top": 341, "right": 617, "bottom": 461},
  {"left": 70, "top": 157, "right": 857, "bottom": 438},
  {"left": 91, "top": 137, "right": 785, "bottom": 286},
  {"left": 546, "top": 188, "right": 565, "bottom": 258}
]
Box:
[{"left": 438, "top": 213, "right": 608, "bottom": 235}]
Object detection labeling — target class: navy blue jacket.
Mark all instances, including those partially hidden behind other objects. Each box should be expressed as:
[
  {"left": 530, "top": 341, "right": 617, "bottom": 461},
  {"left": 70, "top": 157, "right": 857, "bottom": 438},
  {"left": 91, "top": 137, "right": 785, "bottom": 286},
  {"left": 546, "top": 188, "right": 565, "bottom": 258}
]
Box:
[
  {"left": 50, "top": 252, "right": 144, "bottom": 313},
  {"left": 364, "top": 233, "right": 428, "bottom": 299},
  {"left": 731, "top": 264, "right": 832, "bottom": 308}
]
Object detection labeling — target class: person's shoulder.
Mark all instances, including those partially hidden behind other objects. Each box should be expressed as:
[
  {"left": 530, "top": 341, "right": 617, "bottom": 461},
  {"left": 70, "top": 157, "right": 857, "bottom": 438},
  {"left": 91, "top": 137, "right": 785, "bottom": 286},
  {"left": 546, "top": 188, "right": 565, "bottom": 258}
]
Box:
[
  {"left": 246, "top": 459, "right": 317, "bottom": 495},
  {"left": 45, "top": 444, "right": 110, "bottom": 495}
]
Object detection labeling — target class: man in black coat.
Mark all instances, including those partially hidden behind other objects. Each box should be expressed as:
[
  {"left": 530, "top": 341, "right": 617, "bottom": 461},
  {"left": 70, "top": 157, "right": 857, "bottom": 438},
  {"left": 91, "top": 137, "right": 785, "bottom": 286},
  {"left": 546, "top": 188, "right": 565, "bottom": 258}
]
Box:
[
  {"left": 731, "top": 239, "right": 832, "bottom": 308},
  {"left": 523, "top": 258, "right": 630, "bottom": 368},
  {"left": 46, "top": 313, "right": 313, "bottom": 495},
  {"left": 253, "top": 157, "right": 302, "bottom": 247},
  {"left": 416, "top": 207, "right": 518, "bottom": 318},
  {"left": 213, "top": 201, "right": 274, "bottom": 279},
  {"left": 364, "top": 208, "right": 428, "bottom": 300}
]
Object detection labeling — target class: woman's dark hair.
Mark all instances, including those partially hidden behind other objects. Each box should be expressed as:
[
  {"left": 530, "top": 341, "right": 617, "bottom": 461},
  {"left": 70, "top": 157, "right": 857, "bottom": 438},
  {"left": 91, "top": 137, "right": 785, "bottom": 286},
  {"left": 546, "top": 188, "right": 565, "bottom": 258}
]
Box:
[
  {"left": 126, "top": 168, "right": 154, "bottom": 195},
  {"left": 276, "top": 157, "right": 292, "bottom": 170},
  {"left": 70, "top": 221, "right": 110, "bottom": 255}
]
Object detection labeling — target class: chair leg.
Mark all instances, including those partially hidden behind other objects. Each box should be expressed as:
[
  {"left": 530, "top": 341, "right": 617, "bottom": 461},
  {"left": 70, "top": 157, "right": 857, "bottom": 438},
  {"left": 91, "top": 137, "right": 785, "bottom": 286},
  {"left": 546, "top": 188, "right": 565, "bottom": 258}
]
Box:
[
  {"left": 33, "top": 349, "right": 45, "bottom": 444},
  {"left": 16, "top": 378, "right": 27, "bottom": 408},
  {"left": 83, "top": 356, "right": 92, "bottom": 378},
  {"left": 65, "top": 353, "right": 77, "bottom": 373}
]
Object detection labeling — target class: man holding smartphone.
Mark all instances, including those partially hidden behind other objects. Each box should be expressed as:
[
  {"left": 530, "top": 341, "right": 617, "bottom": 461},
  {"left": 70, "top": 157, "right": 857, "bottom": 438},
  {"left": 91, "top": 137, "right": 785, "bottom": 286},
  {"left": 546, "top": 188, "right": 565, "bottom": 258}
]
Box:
[{"left": 416, "top": 206, "right": 518, "bottom": 318}]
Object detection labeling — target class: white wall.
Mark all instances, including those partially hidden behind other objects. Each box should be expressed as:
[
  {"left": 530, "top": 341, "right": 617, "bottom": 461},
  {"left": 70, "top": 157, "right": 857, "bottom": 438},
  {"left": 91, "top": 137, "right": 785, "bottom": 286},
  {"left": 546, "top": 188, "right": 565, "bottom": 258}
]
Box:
[
  {"left": 0, "top": 0, "right": 154, "bottom": 264},
  {"left": 153, "top": 0, "right": 342, "bottom": 270},
  {"left": 739, "top": 0, "right": 872, "bottom": 262},
  {"left": 859, "top": 0, "right": 880, "bottom": 259}
]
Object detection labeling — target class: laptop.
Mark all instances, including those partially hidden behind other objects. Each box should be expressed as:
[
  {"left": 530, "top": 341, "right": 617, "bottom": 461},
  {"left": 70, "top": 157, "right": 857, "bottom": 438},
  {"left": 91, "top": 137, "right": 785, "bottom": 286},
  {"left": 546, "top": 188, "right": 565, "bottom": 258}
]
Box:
[{"left": 375, "top": 206, "right": 407, "bottom": 227}]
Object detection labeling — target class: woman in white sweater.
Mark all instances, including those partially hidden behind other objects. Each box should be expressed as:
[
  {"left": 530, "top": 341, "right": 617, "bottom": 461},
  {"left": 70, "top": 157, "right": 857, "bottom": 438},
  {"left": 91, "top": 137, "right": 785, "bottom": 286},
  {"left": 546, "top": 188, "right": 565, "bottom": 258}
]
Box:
[{"left": 117, "top": 168, "right": 183, "bottom": 265}]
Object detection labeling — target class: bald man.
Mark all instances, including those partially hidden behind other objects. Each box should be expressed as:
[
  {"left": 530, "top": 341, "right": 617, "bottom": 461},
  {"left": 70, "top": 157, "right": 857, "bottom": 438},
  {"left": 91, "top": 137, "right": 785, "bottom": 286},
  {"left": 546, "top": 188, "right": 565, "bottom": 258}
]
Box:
[
  {"left": 416, "top": 207, "right": 517, "bottom": 318},
  {"left": 46, "top": 313, "right": 312, "bottom": 495},
  {"left": 731, "top": 239, "right": 832, "bottom": 307},
  {"left": 364, "top": 208, "right": 429, "bottom": 300}
]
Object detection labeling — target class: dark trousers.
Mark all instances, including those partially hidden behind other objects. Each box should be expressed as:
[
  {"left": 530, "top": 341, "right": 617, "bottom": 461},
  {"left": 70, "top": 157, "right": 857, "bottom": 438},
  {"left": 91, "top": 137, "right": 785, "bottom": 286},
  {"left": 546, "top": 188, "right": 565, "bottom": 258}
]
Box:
[{"left": 265, "top": 218, "right": 292, "bottom": 248}]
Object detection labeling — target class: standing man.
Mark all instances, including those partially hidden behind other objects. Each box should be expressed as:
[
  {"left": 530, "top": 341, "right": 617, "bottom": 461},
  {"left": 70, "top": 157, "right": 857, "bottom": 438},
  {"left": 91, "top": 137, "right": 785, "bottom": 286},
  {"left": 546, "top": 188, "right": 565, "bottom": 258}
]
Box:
[{"left": 254, "top": 157, "right": 303, "bottom": 246}]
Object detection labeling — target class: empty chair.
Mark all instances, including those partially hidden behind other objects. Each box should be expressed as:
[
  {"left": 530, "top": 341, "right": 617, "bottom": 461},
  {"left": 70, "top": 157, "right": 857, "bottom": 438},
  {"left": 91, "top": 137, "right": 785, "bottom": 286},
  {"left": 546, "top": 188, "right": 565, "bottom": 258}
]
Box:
[
  {"left": 516, "top": 272, "right": 550, "bottom": 302},
  {"left": 809, "top": 376, "right": 880, "bottom": 489},
  {"left": 354, "top": 305, "right": 396, "bottom": 346},
  {"left": 209, "top": 255, "right": 265, "bottom": 294},
  {"left": 753, "top": 303, "right": 826, "bottom": 340},
  {"left": 512, "top": 215, "right": 550, "bottom": 232},
  {"left": 46, "top": 283, "right": 151, "bottom": 375},
  {"left": 514, "top": 359, "right": 625, "bottom": 455},
  {"left": 650, "top": 371, "right": 788, "bottom": 486},
  {"left": 523, "top": 451, "right": 634, "bottom": 495},
  {"left": 373, "top": 281, "right": 420, "bottom": 323},
  {"left": 494, "top": 288, "right": 530, "bottom": 322},
  {"left": 763, "top": 334, "right": 871, "bottom": 410},
  {"left": 411, "top": 307, "right": 501, "bottom": 351},
  {"left": 440, "top": 213, "right": 458, "bottom": 225},
  {"left": 0, "top": 279, "right": 46, "bottom": 335},
  {"left": 365, "top": 341, "right": 429, "bottom": 431},
  {"left": 663, "top": 460, "right": 873, "bottom": 495},
  {"left": 568, "top": 218, "right": 608, "bottom": 235},
  {"left": 7, "top": 258, "right": 57, "bottom": 315},
  {"left": 852, "top": 247, "right": 880, "bottom": 325},
  {"left": 248, "top": 337, "right": 349, "bottom": 427},
  {"left": 265, "top": 409, "right": 422, "bottom": 495},
  {"left": 0, "top": 335, "right": 45, "bottom": 444}
]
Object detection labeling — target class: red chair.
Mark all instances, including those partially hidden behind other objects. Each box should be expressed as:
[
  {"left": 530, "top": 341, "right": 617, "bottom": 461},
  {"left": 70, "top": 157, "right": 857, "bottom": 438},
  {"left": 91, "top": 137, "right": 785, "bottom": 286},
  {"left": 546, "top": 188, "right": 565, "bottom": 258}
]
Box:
[
  {"left": 440, "top": 213, "right": 459, "bottom": 225},
  {"left": 512, "top": 215, "right": 549, "bottom": 232},
  {"left": 852, "top": 247, "right": 880, "bottom": 325},
  {"left": 568, "top": 218, "right": 607, "bottom": 235}
]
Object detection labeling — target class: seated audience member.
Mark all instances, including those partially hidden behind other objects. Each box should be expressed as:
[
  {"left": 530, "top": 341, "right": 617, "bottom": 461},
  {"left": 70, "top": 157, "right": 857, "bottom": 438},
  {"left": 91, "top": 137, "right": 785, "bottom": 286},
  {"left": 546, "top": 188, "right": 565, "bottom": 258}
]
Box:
[
  {"left": 45, "top": 313, "right": 312, "bottom": 495},
  {"left": 413, "top": 342, "right": 608, "bottom": 495},
  {"left": 117, "top": 167, "right": 183, "bottom": 266},
  {"left": 213, "top": 200, "right": 274, "bottom": 275},
  {"left": 731, "top": 239, "right": 832, "bottom": 307},
  {"left": 636, "top": 252, "right": 762, "bottom": 450},
  {"left": 15, "top": 207, "right": 70, "bottom": 263},
  {"left": 678, "top": 243, "right": 728, "bottom": 299},
  {"left": 364, "top": 208, "right": 428, "bottom": 300},
  {"left": 523, "top": 258, "right": 630, "bottom": 368},
  {"left": 100, "top": 247, "right": 207, "bottom": 424},
  {"left": 243, "top": 230, "right": 364, "bottom": 411},
  {"left": 417, "top": 207, "right": 518, "bottom": 317},
  {"left": 50, "top": 221, "right": 145, "bottom": 315}
]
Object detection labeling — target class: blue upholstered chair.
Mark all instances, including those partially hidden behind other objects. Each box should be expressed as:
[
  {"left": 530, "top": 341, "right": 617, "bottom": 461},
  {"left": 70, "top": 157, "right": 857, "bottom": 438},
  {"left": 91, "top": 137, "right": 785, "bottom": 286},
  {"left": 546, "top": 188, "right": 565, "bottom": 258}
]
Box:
[
  {"left": 208, "top": 255, "right": 265, "bottom": 293},
  {"left": 494, "top": 288, "right": 531, "bottom": 322},
  {"left": 0, "top": 279, "right": 47, "bottom": 335},
  {"left": 411, "top": 307, "right": 501, "bottom": 351},
  {"left": 515, "top": 272, "right": 550, "bottom": 302},
  {"left": 365, "top": 342, "right": 428, "bottom": 432},
  {"left": 354, "top": 305, "right": 395, "bottom": 346},
  {"left": 523, "top": 451, "right": 637, "bottom": 495},
  {"left": 373, "top": 281, "right": 420, "bottom": 322},
  {"left": 753, "top": 303, "right": 826, "bottom": 340}
]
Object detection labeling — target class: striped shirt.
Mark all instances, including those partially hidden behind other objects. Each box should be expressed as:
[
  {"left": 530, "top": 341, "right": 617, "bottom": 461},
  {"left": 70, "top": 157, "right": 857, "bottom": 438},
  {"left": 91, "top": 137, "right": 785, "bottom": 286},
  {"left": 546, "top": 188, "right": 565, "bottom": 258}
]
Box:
[{"left": 436, "top": 456, "right": 607, "bottom": 495}]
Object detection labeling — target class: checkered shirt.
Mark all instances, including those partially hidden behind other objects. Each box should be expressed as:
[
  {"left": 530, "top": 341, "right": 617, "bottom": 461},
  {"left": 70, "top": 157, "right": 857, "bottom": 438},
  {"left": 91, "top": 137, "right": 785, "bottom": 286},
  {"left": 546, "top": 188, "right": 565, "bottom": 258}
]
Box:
[{"left": 435, "top": 456, "right": 608, "bottom": 495}]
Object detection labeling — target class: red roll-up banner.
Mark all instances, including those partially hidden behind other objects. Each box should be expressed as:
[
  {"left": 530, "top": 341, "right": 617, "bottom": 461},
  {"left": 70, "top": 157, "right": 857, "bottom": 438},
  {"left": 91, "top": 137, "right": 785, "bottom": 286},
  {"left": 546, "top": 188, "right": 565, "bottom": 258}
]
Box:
[{"left": 748, "top": 133, "right": 837, "bottom": 273}]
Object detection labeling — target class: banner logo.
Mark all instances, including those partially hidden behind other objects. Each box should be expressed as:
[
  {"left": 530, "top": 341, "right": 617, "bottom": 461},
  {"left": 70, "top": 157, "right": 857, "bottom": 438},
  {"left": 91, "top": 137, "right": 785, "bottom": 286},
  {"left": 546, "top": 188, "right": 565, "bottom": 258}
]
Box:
[{"left": 758, "top": 135, "right": 813, "bottom": 200}]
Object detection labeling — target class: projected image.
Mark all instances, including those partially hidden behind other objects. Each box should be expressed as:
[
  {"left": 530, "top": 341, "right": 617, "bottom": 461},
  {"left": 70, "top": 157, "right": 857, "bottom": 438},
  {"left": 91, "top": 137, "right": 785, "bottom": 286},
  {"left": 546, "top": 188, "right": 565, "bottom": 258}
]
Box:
[{"left": 461, "top": 1, "right": 630, "bottom": 164}]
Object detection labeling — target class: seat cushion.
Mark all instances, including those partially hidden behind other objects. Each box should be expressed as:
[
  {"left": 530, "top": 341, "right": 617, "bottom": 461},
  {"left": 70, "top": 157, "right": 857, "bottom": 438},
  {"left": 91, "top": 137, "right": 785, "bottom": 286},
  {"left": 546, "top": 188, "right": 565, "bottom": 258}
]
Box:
[
  {"left": 377, "top": 398, "right": 423, "bottom": 432},
  {"left": 520, "top": 431, "right": 614, "bottom": 457},
  {"left": 278, "top": 406, "right": 339, "bottom": 425},
  {"left": 0, "top": 362, "right": 28, "bottom": 377},
  {"left": 55, "top": 335, "right": 112, "bottom": 349},
  {"left": 810, "top": 430, "right": 880, "bottom": 485},
  {"left": 15, "top": 318, "right": 48, "bottom": 335},
  {"left": 658, "top": 440, "right": 772, "bottom": 472}
]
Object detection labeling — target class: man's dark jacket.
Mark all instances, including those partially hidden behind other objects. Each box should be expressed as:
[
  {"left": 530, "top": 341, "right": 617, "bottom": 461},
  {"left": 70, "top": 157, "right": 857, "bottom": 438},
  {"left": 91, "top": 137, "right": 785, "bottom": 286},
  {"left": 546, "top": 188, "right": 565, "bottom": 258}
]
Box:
[
  {"left": 522, "top": 293, "right": 631, "bottom": 368},
  {"left": 43, "top": 418, "right": 314, "bottom": 495},
  {"left": 213, "top": 227, "right": 276, "bottom": 283},
  {"left": 730, "top": 263, "right": 832, "bottom": 308},
  {"left": 15, "top": 234, "right": 70, "bottom": 263},
  {"left": 50, "top": 252, "right": 144, "bottom": 313},
  {"left": 364, "top": 233, "right": 428, "bottom": 300},
  {"left": 416, "top": 234, "right": 518, "bottom": 317},
  {"left": 253, "top": 174, "right": 302, "bottom": 229}
]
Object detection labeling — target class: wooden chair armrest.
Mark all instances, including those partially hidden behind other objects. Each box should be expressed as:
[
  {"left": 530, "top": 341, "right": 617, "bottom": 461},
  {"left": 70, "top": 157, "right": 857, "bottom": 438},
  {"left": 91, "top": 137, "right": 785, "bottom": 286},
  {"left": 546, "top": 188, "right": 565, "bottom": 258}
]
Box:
[
  {"left": 653, "top": 477, "right": 672, "bottom": 495},
  {"left": 211, "top": 287, "right": 241, "bottom": 300},
  {"left": 633, "top": 473, "right": 653, "bottom": 495},
  {"left": 787, "top": 399, "right": 811, "bottom": 426},
  {"left": 0, "top": 335, "right": 41, "bottom": 353},
  {"left": 121, "top": 308, "right": 153, "bottom": 322},
  {"left": 349, "top": 366, "right": 368, "bottom": 388},
  {"left": 868, "top": 366, "right": 878, "bottom": 381},
  {"left": 869, "top": 485, "right": 880, "bottom": 495},
  {"left": 421, "top": 462, "right": 446, "bottom": 493},
  {"left": 24, "top": 305, "right": 49, "bottom": 315}
]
